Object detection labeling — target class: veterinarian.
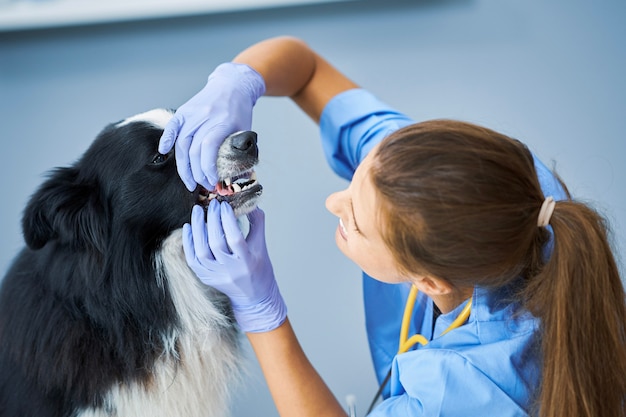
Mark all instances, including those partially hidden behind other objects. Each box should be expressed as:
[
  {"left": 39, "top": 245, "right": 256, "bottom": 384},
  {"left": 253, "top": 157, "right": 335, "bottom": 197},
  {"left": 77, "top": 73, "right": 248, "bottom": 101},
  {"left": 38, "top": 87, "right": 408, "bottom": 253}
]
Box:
[{"left": 158, "top": 36, "right": 626, "bottom": 417}]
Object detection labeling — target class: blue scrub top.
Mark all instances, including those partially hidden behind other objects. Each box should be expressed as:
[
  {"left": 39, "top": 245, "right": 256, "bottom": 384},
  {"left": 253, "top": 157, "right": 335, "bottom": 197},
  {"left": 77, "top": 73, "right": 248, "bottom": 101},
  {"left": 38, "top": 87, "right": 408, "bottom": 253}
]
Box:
[{"left": 319, "top": 89, "right": 568, "bottom": 416}]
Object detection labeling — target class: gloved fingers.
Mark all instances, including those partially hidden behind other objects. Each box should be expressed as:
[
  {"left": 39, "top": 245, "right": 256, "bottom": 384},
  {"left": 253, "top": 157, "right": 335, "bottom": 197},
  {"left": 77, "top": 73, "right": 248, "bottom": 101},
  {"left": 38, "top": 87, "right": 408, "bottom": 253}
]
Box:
[
  {"left": 206, "top": 200, "right": 232, "bottom": 263},
  {"left": 183, "top": 221, "right": 221, "bottom": 287},
  {"left": 189, "top": 127, "right": 225, "bottom": 190},
  {"left": 200, "top": 134, "right": 221, "bottom": 189},
  {"left": 158, "top": 116, "right": 180, "bottom": 154},
  {"left": 188, "top": 132, "right": 213, "bottom": 191},
  {"left": 188, "top": 204, "right": 216, "bottom": 264},
  {"left": 193, "top": 122, "right": 229, "bottom": 189},
  {"left": 161, "top": 115, "right": 198, "bottom": 191},
  {"left": 219, "top": 202, "right": 248, "bottom": 257},
  {"left": 246, "top": 208, "right": 267, "bottom": 249},
  {"left": 174, "top": 130, "right": 198, "bottom": 192}
]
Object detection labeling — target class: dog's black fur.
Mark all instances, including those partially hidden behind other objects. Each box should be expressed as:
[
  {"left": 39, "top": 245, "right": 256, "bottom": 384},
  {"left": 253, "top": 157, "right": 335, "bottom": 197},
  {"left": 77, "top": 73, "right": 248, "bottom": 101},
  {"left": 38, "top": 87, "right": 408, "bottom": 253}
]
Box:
[{"left": 0, "top": 109, "right": 260, "bottom": 417}]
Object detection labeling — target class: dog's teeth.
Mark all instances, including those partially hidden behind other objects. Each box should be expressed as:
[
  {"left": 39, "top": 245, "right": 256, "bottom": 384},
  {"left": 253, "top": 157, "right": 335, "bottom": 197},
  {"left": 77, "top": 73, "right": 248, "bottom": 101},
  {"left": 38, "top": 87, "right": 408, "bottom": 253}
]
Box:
[
  {"left": 209, "top": 193, "right": 217, "bottom": 199},
  {"left": 242, "top": 181, "right": 257, "bottom": 191},
  {"left": 232, "top": 183, "right": 242, "bottom": 193},
  {"left": 250, "top": 172, "right": 257, "bottom": 181},
  {"left": 225, "top": 177, "right": 232, "bottom": 186}
]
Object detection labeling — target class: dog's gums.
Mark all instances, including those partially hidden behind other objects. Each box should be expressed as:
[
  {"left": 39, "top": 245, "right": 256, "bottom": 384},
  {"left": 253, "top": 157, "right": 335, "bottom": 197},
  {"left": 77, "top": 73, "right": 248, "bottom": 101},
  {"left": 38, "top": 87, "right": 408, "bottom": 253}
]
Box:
[
  {"left": 194, "top": 130, "right": 263, "bottom": 217},
  {"left": 197, "top": 170, "right": 262, "bottom": 208}
]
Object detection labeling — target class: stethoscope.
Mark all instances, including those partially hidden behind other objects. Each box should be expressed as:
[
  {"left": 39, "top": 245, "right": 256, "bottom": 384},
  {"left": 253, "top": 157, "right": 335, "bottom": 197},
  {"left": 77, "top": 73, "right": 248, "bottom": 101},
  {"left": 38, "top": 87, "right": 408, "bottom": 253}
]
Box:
[{"left": 364, "top": 285, "right": 473, "bottom": 415}]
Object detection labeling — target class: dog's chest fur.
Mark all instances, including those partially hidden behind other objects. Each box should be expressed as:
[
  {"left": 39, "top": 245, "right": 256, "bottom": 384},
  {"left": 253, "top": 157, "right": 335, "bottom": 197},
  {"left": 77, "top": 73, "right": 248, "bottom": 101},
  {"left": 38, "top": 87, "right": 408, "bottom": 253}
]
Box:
[{"left": 78, "top": 231, "right": 240, "bottom": 417}]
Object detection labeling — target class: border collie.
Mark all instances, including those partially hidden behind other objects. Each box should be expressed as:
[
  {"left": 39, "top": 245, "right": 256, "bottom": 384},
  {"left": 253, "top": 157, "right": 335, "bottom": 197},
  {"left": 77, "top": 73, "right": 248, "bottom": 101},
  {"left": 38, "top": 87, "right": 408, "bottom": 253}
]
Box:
[{"left": 0, "top": 109, "right": 262, "bottom": 417}]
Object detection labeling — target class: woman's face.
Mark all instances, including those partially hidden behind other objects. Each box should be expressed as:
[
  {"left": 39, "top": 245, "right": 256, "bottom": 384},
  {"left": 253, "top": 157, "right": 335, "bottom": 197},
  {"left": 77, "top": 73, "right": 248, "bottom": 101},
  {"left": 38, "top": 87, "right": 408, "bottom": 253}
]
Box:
[{"left": 325, "top": 147, "right": 408, "bottom": 283}]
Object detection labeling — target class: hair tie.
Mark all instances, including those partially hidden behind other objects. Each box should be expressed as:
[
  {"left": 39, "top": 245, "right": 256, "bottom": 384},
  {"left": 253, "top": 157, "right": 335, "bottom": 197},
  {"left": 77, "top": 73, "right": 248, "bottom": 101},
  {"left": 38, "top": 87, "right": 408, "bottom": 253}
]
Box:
[{"left": 537, "top": 196, "right": 556, "bottom": 227}]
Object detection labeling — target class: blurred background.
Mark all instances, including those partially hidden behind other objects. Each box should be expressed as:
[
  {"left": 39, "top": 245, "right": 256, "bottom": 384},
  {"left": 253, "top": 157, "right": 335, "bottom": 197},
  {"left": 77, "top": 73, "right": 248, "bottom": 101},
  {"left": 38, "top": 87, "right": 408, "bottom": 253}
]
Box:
[{"left": 1, "top": 0, "right": 624, "bottom": 415}]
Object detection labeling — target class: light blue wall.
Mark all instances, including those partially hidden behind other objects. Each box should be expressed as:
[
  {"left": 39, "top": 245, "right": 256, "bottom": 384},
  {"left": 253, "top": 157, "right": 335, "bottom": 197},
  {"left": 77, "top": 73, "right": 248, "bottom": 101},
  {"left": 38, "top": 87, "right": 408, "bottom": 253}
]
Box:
[{"left": 1, "top": 0, "right": 624, "bottom": 415}]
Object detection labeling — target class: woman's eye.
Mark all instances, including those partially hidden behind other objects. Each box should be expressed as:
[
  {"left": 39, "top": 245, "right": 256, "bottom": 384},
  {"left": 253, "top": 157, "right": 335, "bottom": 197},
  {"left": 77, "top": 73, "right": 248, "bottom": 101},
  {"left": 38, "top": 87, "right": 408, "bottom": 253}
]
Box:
[{"left": 152, "top": 153, "right": 169, "bottom": 164}]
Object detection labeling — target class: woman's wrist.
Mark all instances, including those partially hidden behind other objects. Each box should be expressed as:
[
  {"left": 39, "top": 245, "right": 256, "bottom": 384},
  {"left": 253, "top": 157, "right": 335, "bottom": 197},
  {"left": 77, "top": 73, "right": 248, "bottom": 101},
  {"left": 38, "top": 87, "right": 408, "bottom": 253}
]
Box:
[
  {"left": 234, "top": 280, "right": 287, "bottom": 334},
  {"left": 233, "top": 36, "right": 317, "bottom": 98},
  {"left": 247, "top": 318, "right": 348, "bottom": 417},
  {"left": 209, "top": 62, "right": 266, "bottom": 104}
]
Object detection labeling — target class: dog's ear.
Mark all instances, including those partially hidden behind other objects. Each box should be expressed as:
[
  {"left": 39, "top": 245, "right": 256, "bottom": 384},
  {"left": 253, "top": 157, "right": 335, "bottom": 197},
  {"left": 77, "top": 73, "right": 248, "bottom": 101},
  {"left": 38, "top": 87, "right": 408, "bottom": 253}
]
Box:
[{"left": 22, "top": 167, "right": 108, "bottom": 252}]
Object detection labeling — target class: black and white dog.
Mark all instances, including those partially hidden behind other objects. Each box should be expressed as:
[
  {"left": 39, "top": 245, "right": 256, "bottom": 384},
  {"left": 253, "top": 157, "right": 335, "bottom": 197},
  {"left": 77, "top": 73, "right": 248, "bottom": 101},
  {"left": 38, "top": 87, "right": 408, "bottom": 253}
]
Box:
[{"left": 0, "top": 109, "right": 262, "bottom": 417}]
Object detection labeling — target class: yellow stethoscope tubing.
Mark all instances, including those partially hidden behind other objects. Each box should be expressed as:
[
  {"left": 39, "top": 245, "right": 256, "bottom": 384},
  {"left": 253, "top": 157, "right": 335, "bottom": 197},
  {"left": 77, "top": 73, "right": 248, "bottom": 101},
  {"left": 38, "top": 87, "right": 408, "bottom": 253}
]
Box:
[
  {"left": 366, "top": 285, "right": 473, "bottom": 415},
  {"left": 398, "top": 285, "right": 472, "bottom": 354}
]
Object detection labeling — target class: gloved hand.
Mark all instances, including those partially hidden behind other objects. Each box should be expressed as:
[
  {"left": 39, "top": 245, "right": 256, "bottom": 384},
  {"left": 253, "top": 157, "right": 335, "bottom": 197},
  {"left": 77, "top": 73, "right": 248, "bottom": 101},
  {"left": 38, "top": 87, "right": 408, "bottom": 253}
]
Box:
[
  {"left": 159, "top": 62, "right": 266, "bottom": 191},
  {"left": 183, "top": 201, "right": 287, "bottom": 333}
]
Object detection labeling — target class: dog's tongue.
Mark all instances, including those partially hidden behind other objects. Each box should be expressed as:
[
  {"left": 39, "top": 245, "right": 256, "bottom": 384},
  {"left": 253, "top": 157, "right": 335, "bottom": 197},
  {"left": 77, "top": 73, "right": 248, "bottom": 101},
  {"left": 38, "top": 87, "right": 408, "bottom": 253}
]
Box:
[{"left": 216, "top": 182, "right": 234, "bottom": 196}]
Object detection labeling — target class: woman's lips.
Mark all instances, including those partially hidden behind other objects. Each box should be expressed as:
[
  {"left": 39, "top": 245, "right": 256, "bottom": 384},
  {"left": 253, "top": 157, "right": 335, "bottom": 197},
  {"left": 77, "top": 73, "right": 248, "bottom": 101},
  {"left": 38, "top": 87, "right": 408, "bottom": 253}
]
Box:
[{"left": 337, "top": 218, "right": 348, "bottom": 240}]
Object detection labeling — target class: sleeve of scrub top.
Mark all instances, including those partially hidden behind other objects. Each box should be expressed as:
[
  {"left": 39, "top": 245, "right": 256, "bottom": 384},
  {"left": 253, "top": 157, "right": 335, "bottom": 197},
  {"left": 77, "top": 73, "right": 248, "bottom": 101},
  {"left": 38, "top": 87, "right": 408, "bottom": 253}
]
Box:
[{"left": 318, "top": 88, "right": 414, "bottom": 180}]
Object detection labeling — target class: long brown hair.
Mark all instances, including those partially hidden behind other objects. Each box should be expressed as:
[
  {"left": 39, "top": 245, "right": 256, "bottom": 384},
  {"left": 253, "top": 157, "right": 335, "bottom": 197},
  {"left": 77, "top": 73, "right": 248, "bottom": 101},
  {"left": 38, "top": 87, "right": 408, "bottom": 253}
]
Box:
[{"left": 370, "top": 120, "right": 626, "bottom": 417}]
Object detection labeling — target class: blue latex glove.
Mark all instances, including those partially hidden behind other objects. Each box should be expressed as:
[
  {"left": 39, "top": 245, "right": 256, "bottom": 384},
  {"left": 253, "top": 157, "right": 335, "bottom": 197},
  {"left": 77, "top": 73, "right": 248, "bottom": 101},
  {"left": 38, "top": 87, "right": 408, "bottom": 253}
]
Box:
[
  {"left": 183, "top": 201, "right": 287, "bottom": 333},
  {"left": 159, "top": 62, "right": 266, "bottom": 191}
]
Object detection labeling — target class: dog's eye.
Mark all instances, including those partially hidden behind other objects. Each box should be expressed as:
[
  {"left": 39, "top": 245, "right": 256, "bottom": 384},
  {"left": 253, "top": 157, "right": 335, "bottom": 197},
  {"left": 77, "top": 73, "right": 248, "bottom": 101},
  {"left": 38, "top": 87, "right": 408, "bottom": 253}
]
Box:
[{"left": 152, "top": 153, "right": 169, "bottom": 164}]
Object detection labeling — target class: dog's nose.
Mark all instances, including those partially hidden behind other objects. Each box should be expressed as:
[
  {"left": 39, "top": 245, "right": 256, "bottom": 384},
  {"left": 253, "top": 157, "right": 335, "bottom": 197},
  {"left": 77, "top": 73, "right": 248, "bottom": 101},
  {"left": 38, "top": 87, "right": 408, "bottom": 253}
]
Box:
[{"left": 231, "top": 131, "right": 258, "bottom": 158}]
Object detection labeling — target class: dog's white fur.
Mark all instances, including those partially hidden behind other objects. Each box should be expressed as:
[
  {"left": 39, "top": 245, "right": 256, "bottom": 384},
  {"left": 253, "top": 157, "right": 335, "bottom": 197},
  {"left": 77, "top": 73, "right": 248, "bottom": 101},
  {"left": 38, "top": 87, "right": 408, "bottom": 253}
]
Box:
[
  {"left": 77, "top": 231, "right": 240, "bottom": 417},
  {"left": 115, "top": 108, "right": 173, "bottom": 129}
]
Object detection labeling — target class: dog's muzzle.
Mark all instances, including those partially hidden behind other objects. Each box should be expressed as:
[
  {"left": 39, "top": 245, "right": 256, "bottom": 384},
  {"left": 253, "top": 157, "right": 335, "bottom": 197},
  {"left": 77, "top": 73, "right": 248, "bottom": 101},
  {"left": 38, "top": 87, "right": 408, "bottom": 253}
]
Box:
[{"left": 196, "top": 131, "right": 263, "bottom": 216}]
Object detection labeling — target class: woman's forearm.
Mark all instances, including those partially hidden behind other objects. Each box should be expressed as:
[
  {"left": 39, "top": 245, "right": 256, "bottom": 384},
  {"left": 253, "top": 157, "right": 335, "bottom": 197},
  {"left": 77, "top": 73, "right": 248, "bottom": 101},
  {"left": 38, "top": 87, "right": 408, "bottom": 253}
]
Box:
[
  {"left": 233, "top": 36, "right": 358, "bottom": 122},
  {"left": 234, "top": 38, "right": 356, "bottom": 415},
  {"left": 246, "top": 318, "right": 348, "bottom": 417},
  {"left": 233, "top": 36, "right": 316, "bottom": 97}
]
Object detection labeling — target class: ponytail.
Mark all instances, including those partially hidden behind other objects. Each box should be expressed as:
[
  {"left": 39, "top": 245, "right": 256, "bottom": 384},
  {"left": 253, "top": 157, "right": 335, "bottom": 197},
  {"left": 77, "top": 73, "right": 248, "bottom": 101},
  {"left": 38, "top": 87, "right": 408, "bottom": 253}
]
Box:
[
  {"left": 523, "top": 201, "right": 626, "bottom": 417},
  {"left": 371, "top": 120, "right": 626, "bottom": 416}
]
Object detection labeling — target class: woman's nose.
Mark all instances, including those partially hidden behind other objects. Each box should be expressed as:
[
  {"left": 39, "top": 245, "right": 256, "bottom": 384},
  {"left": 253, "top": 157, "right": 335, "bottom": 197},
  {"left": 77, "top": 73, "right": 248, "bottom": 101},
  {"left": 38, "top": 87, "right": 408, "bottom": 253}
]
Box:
[{"left": 325, "top": 190, "right": 345, "bottom": 217}]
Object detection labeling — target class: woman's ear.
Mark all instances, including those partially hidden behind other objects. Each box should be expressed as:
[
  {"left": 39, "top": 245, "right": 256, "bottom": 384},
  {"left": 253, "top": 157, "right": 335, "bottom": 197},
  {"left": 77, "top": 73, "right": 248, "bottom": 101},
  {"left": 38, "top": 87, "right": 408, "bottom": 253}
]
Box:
[
  {"left": 411, "top": 275, "right": 474, "bottom": 314},
  {"left": 411, "top": 275, "right": 454, "bottom": 296}
]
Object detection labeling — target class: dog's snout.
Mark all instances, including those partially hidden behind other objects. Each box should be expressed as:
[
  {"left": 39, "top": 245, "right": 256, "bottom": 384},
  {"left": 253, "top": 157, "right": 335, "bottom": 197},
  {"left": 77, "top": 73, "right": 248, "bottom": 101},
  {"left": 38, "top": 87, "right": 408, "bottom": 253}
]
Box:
[{"left": 231, "top": 131, "right": 258, "bottom": 157}]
